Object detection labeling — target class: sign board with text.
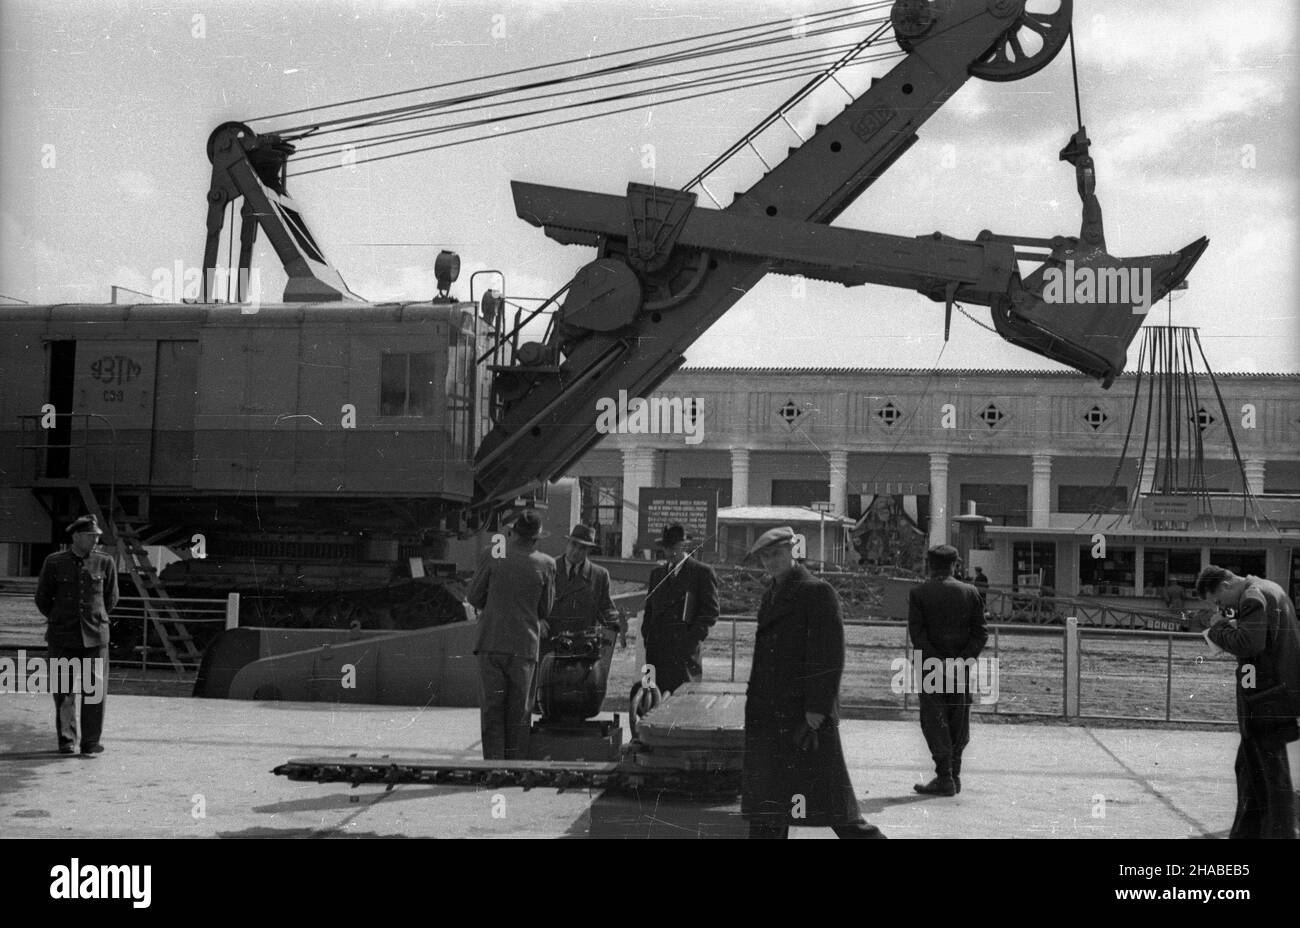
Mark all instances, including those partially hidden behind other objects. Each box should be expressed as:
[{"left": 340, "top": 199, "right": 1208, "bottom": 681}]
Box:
[
  {"left": 638, "top": 487, "right": 718, "bottom": 555},
  {"left": 1140, "top": 495, "right": 1199, "bottom": 522}
]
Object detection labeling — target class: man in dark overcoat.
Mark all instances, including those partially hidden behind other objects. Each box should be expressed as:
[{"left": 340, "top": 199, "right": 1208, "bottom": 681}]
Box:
[
  {"left": 533, "top": 524, "right": 626, "bottom": 712},
  {"left": 34, "top": 514, "right": 118, "bottom": 755},
  {"left": 547, "top": 524, "right": 623, "bottom": 643},
  {"left": 908, "top": 544, "right": 988, "bottom": 796},
  {"left": 1198, "top": 565, "right": 1300, "bottom": 839},
  {"left": 641, "top": 523, "right": 719, "bottom": 695},
  {"left": 742, "top": 526, "right": 885, "bottom": 839}
]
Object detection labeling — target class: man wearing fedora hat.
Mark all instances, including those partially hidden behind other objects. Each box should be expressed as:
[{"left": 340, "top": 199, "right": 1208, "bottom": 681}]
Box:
[
  {"left": 34, "top": 514, "right": 118, "bottom": 755},
  {"left": 742, "top": 526, "right": 885, "bottom": 838},
  {"left": 467, "top": 509, "right": 556, "bottom": 760},
  {"left": 531, "top": 524, "right": 626, "bottom": 714},
  {"left": 641, "top": 523, "right": 719, "bottom": 696},
  {"left": 547, "top": 524, "right": 624, "bottom": 644}
]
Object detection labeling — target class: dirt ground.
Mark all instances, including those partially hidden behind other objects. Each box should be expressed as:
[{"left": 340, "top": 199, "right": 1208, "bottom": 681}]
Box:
[{"left": 2, "top": 590, "right": 1238, "bottom": 725}]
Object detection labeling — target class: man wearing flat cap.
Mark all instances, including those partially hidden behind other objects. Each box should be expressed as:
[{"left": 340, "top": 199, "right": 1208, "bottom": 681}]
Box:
[
  {"left": 467, "top": 509, "right": 555, "bottom": 760},
  {"left": 34, "top": 514, "right": 118, "bottom": 755},
  {"left": 641, "top": 523, "right": 719, "bottom": 696},
  {"left": 908, "top": 544, "right": 988, "bottom": 797},
  {"left": 742, "top": 526, "right": 885, "bottom": 838}
]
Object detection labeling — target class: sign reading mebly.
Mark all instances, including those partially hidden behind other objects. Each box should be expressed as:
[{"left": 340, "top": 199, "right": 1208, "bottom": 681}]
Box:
[{"left": 638, "top": 488, "right": 718, "bottom": 553}]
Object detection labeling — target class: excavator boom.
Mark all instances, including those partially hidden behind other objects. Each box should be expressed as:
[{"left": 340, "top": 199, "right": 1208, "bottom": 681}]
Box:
[{"left": 472, "top": 0, "right": 1207, "bottom": 509}]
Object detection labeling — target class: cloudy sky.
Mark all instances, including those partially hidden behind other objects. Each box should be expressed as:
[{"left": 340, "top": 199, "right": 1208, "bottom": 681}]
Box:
[{"left": 1, "top": 0, "right": 1295, "bottom": 374}]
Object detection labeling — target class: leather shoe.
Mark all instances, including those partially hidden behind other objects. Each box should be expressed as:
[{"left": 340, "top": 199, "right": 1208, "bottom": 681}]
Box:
[
  {"left": 80, "top": 743, "right": 104, "bottom": 756},
  {"left": 954, "top": 775, "right": 962, "bottom": 794},
  {"left": 58, "top": 744, "right": 76, "bottom": 755},
  {"left": 913, "top": 775, "right": 957, "bottom": 796}
]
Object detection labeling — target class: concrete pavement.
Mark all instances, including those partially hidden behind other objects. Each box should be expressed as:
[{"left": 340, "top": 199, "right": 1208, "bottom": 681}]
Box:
[{"left": 1, "top": 691, "right": 1252, "bottom": 838}]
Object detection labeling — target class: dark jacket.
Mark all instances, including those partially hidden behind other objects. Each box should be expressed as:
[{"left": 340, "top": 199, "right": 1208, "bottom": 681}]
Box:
[
  {"left": 467, "top": 543, "right": 555, "bottom": 659},
  {"left": 1207, "top": 576, "right": 1300, "bottom": 741},
  {"left": 35, "top": 548, "right": 119, "bottom": 648},
  {"left": 642, "top": 555, "right": 719, "bottom": 645},
  {"left": 742, "top": 563, "right": 862, "bottom": 827},
  {"left": 549, "top": 556, "right": 618, "bottom": 638},
  {"left": 908, "top": 576, "right": 988, "bottom": 660}
]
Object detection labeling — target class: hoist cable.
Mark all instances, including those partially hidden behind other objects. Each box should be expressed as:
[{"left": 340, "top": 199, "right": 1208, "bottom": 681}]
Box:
[
  {"left": 281, "top": 17, "right": 894, "bottom": 147},
  {"left": 1068, "top": 27, "right": 1083, "bottom": 130},
  {"left": 682, "top": 17, "right": 893, "bottom": 192},
  {"left": 287, "top": 14, "right": 893, "bottom": 140},
  {"left": 290, "top": 46, "right": 902, "bottom": 164},
  {"left": 253, "top": 3, "right": 893, "bottom": 132},
  {"left": 291, "top": 38, "right": 876, "bottom": 153},
  {"left": 288, "top": 49, "right": 903, "bottom": 176}
]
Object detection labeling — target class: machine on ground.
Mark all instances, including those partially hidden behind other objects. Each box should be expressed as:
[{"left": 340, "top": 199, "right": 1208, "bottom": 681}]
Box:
[{"left": 3, "top": 0, "right": 1207, "bottom": 788}]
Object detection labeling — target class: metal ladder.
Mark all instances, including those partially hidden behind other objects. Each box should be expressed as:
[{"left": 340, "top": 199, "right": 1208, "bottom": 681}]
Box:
[{"left": 75, "top": 484, "right": 201, "bottom": 672}]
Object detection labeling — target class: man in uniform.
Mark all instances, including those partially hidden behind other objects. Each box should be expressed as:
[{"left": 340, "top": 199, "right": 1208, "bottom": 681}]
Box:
[
  {"left": 34, "top": 514, "right": 118, "bottom": 755},
  {"left": 467, "top": 509, "right": 555, "bottom": 760},
  {"left": 742, "top": 527, "right": 885, "bottom": 839},
  {"left": 641, "top": 523, "right": 719, "bottom": 695},
  {"left": 908, "top": 544, "right": 988, "bottom": 796},
  {"left": 1198, "top": 565, "right": 1300, "bottom": 839}
]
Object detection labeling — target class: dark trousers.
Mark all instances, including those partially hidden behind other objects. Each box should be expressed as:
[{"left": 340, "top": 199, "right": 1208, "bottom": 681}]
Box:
[
  {"left": 643, "top": 636, "right": 702, "bottom": 696},
  {"left": 1230, "top": 733, "right": 1298, "bottom": 839},
  {"left": 918, "top": 690, "right": 971, "bottom": 775},
  {"left": 477, "top": 652, "right": 535, "bottom": 761},
  {"left": 748, "top": 820, "right": 883, "bottom": 839},
  {"left": 49, "top": 643, "right": 108, "bottom": 749}
]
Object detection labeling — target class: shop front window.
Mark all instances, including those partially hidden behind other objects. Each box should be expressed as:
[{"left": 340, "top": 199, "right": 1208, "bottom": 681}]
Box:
[
  {"left": 1079, "top": 546, "right": 1136, "bottom": 597},
  {"left": 1013, "top": 541, "right": 1056, "bottom": 592},
  {"left": 1142, "top": 547, "right": 1201, "bottom": 598}
]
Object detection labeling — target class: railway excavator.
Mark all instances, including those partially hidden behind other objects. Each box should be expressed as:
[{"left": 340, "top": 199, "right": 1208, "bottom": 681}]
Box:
[{"left": 256, "top": 0, "right": 1208, "bottom": 808}]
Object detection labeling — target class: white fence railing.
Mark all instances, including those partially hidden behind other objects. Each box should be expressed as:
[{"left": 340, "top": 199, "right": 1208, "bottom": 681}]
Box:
[{"left": 113, "top": 593, "right": 239, "bottom": 671}]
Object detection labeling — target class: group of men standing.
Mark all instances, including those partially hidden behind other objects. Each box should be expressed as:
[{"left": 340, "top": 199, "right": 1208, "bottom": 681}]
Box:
[
  {"left": 37, "top": 504, "right": 1299, "bottom": 840},
  {"left": 466, "top": 511, "right": 627, "bottom": 760},
  {"left": 467, "top": 516, "right": 720, "bottom": 759},
  {"left": 464, "top": 510, "right": 1300, "bottom": 840}
]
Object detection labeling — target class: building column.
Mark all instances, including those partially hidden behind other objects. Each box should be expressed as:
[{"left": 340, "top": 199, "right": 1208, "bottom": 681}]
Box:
[
  {"left": 929, "top": 453, "right": 950, "bottom": 548},
  {"left": 730, "top": 447, "right": 751, "bottom": 509},
  {"left": 1244, "top": 459, "right": 1266, "bottom": 496},
  {"left": 1031, "top": 453, "right": 1052, "bottom": 529},
  {"left": 828, "top": 450, "right": 849, "bottom": 517},
  {"left": 621, "top": 448, "right": 661, "bottom": 558}
]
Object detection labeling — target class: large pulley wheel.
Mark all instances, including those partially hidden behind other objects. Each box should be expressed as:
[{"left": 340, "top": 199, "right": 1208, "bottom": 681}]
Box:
[
  {"left": 970, "top": 0, "right": 1072, "bottom": 83},
  {"left": 597, "top": 240, "right": 711, "bottom": 313}
]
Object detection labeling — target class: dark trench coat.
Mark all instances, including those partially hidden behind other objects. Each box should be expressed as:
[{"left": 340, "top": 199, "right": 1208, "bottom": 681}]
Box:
[{"left": 742, "top": 563, "right": 862, "bottom": 827}]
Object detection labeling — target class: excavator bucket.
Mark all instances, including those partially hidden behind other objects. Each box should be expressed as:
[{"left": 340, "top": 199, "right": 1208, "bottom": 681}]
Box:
[{"left": 992, "top": 236, "right": 1209, "bottom": 388}]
